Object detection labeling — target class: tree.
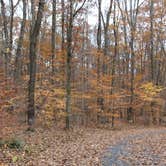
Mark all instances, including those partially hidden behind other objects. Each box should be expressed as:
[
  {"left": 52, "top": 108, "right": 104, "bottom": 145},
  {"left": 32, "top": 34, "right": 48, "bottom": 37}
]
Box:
[
  {"left": 1, "top": 0, "right": 9, "bottom": 81},
  {"left": 0, "top": 0, "right": 165, "bottom": 129},
  {"left": 65, "top": 0, "right": 87, "bottom": 129},
  {"left": 150, "top": 0, "right": 154, "bottom": 81},
  {"left": 51, "top": 0, "right": 56, "bottom": 75},
  {"left": 96, "top": 0, "right": 103, "bottom": 114},
  {"left": 14, "top": 0, "right": 27, "bottom": 82},
  {"left": 28, "top": 0, "right": 45, "bottom": 126},
  {"left": 61, "top": 0, "right": 65, "bottom": 50},
  {"left": 101, "top": 0, "right": 113, "bottom": 74},
  {"left": 111, "top": 0, "right": 119, "bottom": 127},
  {"left": 124, "top": 0, "right": 140, "bottom": 121},
  {"left": 9, "top": 0, "right": 20, "bottom": 52}
]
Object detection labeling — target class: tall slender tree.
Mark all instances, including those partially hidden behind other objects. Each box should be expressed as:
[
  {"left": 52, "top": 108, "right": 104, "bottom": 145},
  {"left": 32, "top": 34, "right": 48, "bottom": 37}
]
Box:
[
  {"left": 123, "top": 0, "right": 140, "bottom": 121},
  {"left": 14, "top": 0, "right": 27, "bottom": 82},
  {"left": 51, "top": 0, "right": 56, "bottom": 74},
  {"left": 101, "top": 0, "right": 113, "bottom": 74},
  {"left": 1, "top": 0, "right": 9, "bottom": 81},
  {"left": 65, "top": 0, "right": 87, "bottom": 129},
  {"left": 28, "top": 0, "right": 45, "bottom": 126},
  {"left": 150, "top": 0, "right": 154, "bottom": 81}
]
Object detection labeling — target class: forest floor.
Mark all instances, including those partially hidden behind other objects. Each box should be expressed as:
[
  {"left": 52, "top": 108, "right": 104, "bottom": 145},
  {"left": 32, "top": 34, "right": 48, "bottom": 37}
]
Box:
[
  {"left": 0, "top": 111, "right": 166, "bottom": 165},
  {"left": 0, "top": 119, "right": 166, "bottom": 166}
]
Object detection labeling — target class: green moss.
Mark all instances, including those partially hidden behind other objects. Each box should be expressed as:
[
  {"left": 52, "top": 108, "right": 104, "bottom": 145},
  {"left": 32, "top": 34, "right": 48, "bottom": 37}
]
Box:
[
  {"left": 7, "top": 138, "right": 25, "bottom": 149},
  {"left": 0, "top": 138, "right": 25, "bottom": 149}
]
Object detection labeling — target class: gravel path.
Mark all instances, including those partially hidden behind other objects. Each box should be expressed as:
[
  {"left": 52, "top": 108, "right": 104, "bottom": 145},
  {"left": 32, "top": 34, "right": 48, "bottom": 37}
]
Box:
[{"left": 102, "top": 128, "right": 166, "bottom": 166}]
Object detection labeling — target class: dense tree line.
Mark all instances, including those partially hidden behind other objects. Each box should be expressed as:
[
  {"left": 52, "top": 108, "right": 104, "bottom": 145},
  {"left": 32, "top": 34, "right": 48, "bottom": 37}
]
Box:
[{"left": 0, "top": 0, "right": 166, "bottom": 129}]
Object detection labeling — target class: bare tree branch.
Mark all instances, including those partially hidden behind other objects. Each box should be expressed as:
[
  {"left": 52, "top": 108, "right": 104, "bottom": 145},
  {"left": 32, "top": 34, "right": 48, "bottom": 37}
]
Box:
[{"left": 73, "top": 0, "right": 87, "bottom": 18}]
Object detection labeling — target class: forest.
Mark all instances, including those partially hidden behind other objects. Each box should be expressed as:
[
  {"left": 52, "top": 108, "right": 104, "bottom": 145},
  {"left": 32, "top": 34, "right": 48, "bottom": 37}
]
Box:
[{"left": 0, "top": 0, "right": 166, "bottom": 165}]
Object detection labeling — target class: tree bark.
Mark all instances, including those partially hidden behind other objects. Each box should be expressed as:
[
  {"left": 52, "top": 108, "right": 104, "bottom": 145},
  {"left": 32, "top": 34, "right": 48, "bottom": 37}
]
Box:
[
  {"left": 96, "top": 0, "right": 102, "bottom": 113},
  {"left": 150, "top": 0, "right": 154, "bottom": 81},
  {"left": 14, "top": 0, "right": 27, "bottom": 82},
  {"left": 1, "top": 0, "right": 9, "bottom": 82},
  {"left": 124, "top": 0, "right": 140, "bottom": 122},
  {"left": 101, "top": 0, "right": 113, "bottom": 74},
  {"left": 111, "top": 1, "right": 118, "bottom": 127},
  {"left": 65, "top": 0, "right": 73, "bottom": 129},
  {"left": 28, "top": 0, "right": 45, "bottom": 126},
  {"left": 65, "top": 0, "right": 87, "bottom": 129},
  {"left": 61, "top": 0, "right": 65, "bottom": 50},
  {"left": 51, "top": 0, "right": 56, "bottom": 75}
]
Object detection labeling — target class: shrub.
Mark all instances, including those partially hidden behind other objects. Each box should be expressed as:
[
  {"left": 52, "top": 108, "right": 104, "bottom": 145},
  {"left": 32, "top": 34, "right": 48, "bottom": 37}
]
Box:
[{"left": 7, "top": 138, "right": 25, "bottom": 149}]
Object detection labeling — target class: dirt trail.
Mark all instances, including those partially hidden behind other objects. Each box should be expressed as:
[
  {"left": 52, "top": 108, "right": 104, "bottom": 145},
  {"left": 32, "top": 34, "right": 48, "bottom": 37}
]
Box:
[{"left": 102, "top": 128, "right": 166, "bottom": 166}]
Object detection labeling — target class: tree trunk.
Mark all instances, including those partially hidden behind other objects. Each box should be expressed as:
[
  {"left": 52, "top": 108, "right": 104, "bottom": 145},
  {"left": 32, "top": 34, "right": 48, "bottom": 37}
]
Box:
[
  {"left": 125, "top": 0, "right": 140, "bottom": 122},
  {"left": 61, "top": 0, "right": 65, "bottom": 50},
  {"left": 96, "top": 0, "right": 102, "bottom": 114},
  {"left": 111, "top": 1, "right": 118, "bottom": 127},
  {"left": 102, "top": 0, "right": 113, "bottom": 74},
  {"left": 150, "top": 0, "right": 154, "bottom": 81},
  {"left": 9, "top": 0, "right": 14, "bottom": 52},
  {"left": 28, "top": 0, "right": 45, "bottom": 126},
  {"left": 1, "top": 0, "right": 9, "bottom": 82},
  {"left": 65, "top": 0, "right": 73, "bottom": 129},
  {"left": 51, "top": 0, "right": 56, "bottom": 75},
  {"left": 65, "top": 0, "right": 86, "bottom": 129},
  {"left": 14, "top": 0, "right": 27, "bottom": 82}
]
